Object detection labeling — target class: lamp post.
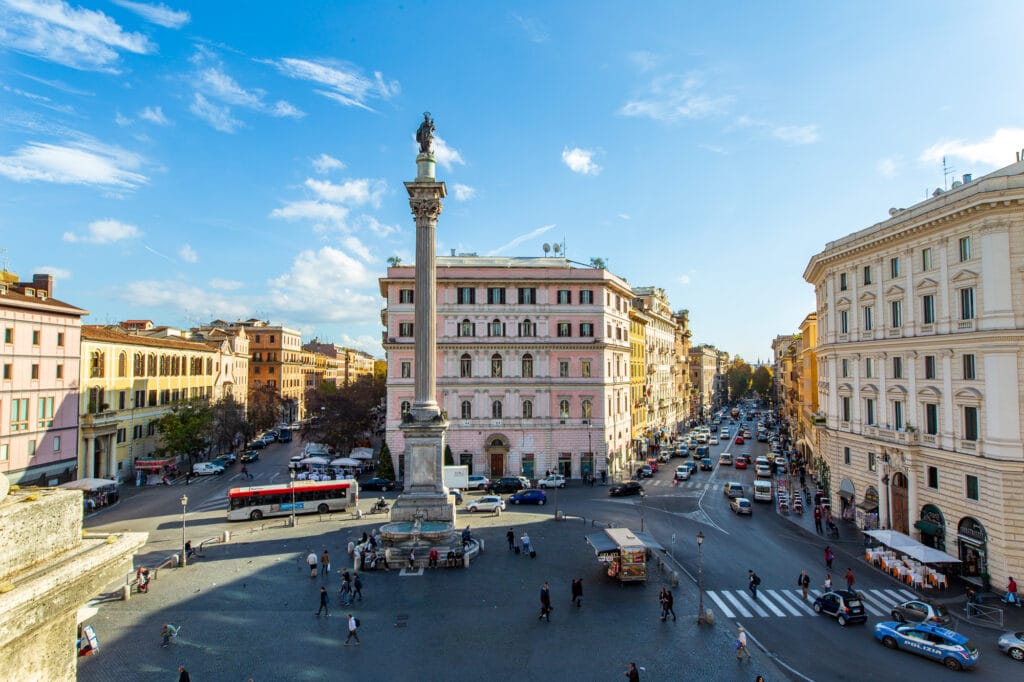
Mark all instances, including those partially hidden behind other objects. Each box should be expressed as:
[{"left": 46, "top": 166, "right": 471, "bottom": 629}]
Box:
[
  {"left": 180, "top": 494, "right": 188, "bottom": 567},
  {"left": 289, "top": 469, "right": 297, "bottom": 527},
  {"left": 696, "top": 530, "right": 706, "bottom": 623},
  {"left": 639, "top": 491, "right": 646, "bottom": 532},
  {"left": 587, "top": 422, "right": 593, "bottom": 482}
]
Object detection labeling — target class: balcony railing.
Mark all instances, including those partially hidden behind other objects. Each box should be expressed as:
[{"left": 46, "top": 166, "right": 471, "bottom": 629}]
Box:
[
  {"left": 920, "top": 434, "right": 937, "bottom": 446},
  {"left": 864, "top": 424, "right": 919, "bottom": 446},
  {"left": 957, "top": 319, "right": 975, "bottom": 332}
]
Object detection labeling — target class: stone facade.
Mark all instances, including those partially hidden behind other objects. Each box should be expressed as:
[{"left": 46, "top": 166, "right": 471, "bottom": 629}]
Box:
[
  {"left": 688, "top": 346, "right": 719, "bottom": 421},
  {"left": 632, "top": 287, "right": 681, "bottom": 437},
  {"left": 804, "top": 161, "right": 1024, "bottom": 589}
]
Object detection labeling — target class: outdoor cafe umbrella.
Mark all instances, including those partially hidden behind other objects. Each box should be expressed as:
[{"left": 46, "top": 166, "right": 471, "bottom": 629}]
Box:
[
  {"left": 349, "top": 448, "right": 373, "bottom": 460},
  {"left": 299, "top": 456, "right": 330, "bottom": 465},
  {"left": 330, "top": 457, "right": 361, "bottom": 467},
  {"left": 59, "top": 478, "right": 118, "bottom": 491}
]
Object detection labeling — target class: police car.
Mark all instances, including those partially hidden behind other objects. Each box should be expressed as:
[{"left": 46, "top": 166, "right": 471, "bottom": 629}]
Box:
[{"left": 874, "top": 621, "right": 980, "bottom": 670}]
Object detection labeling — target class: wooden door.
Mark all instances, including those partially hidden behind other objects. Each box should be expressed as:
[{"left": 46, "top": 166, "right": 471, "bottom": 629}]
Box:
[
  {"left": 890, "top": 473, "right": 909, "bottom": 533},
  {"left": 490, "top": 451, "right": 504, "bottom": 477}
]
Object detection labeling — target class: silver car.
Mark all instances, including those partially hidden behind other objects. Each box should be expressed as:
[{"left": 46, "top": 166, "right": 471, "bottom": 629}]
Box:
[
  {"left": 997, "top": 630, "right": 1024, "bottom": 661},
  {"left": 466, "top": 495, "right": 505, "bottom": 513}
]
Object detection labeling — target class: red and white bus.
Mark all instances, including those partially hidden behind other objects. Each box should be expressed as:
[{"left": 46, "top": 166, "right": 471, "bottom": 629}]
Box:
[{"left": 226, "top": 479, "right": 359, "bottom": 521}]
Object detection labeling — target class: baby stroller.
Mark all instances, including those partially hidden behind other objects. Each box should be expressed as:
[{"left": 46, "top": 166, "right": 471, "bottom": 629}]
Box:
[{"left": 826, "top": 520, "right": 840, "bottom": 539}]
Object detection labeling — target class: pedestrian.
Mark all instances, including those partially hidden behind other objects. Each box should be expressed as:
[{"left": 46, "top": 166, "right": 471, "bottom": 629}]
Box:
[
  {"left": 316, "top": 586, "right": 330, "bottom": 616},
  {"left": 521, "top": 531, "right": 532, "bottom": 555},
  {"left": 659, "top": 588, "right": 669, "bottom": 620},
  {"left": 160, "top": 623, "right": 178, "bottom": 647},
  {"left": 507, "top": 527, "right": 515, "bottom": 551},
  {"left": 736, "top": 625, "right": 751, "bottom": 660},
  {"left": 307, "top": 551, "right": 318, "bottom": 578},
  {"left": 663, "top": 588, "right": 677, "bottom": 621},
  {"left": 344, "top": 613, "right": 360, "bottom": 645},
  {"left": 813, "top": 505, "right": 823, "bottom": 534},
  {"left": 539, "top": 582, "right": 552, "bottom": 622},
  {"left": 824, "top": 573, "right": 832, "bottom": 591},
  {"left": 353, "top": 573, "right": 363, "bottom": 602},
  {"left": 824, "top": 545, "right": 834, "bottom": 569},
  {"left": 624, "top": 662, "right": 641, "bottom": 682},
  {"left": 185, "top": 471, "right": 191, "bottom": 486},
  {"left": 339, "top": 576, "right": 352, "bottom": 605},
  {"left": 797, "top": 570, "right": 810, "bottom": 600},
  {"left": 748, "top": 569, "right": 761, "bottom": 600},
  {"left": 320, "top": 549, "right": 330, "bottom": 576},
  {"left": 178, "top": 666, "right": 191, "bottom": 682},
  {"left": 571, "top": 577, "right": 583, "bottom": 607},
  {"left": 845, "top": 567, "right": 855, "bottom": 592},
  {"left": 408, "top": 548, "right": 416, "bottom": 569},
  {"left": 428, "top": 547, "right": 439, "bottom": 568}
]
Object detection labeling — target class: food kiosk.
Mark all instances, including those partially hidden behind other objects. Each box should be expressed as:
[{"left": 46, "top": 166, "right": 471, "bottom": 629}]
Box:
[{"left": 586, "top": 527, "right": 663, "bottom": 583}]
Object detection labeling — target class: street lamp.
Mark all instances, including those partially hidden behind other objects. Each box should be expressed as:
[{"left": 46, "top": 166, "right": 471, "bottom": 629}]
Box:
[
  {"left": 587, "top": 422, "right": 593, "bottom": 482},
  {"left": 639, "top": 491, "right": 646, "bottom": 532},
  {"left": 180, "top": 494, "right": 188, "bottom": 567},
  {"left": 289, "top": 469, "right": 297, "bottom": 527},
  {"left": 696, "top": 530, "right": 706, "bottom": 624}
]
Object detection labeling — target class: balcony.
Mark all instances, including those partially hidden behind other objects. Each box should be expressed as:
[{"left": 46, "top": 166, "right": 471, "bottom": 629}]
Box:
[
  {"left": 920, "top": 434, "right": 937, "bottom": 446},
  {"left": 957, "top": 319, "right": 975, "bottom": 332},
  {"left": 886, "top": 327, "right": 902, "bottom": 338},
  {"left": 863, "top": 424, "right": 919, "bottom": 446}
]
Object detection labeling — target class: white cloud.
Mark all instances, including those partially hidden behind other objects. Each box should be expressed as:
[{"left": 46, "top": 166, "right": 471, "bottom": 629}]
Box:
[
  {"left": 115, "top": 112, "right": 132, "bottom": 126},
  {"left": 919, "top": 128, "right": 1024, "bottom": 167},
  {"left": 877, "top": 157, "right": 898, "bottom": 179},
  {"left": 453, "top": 183, "right": 476, "bottom": 201},
  {"left": 266, "top": 247, "right": 379, "bottom": 323},
  {"left": 511, "top": 13, "right": 550, "bottom": 43},
  {"left": 355, "top": 214, "right": 398, "bottom": 238},
  {"left": 431, "top": 135, "right": 464, "bottom": 170},
  {"left": 618, "top": 213, "right": 631, "bottom": 221},
  {"left": 197, "top": 66, "right": 264, "bottom": 109},
  {"left": 335, "top": 333, "right": 383, "bottom": 357},
  {"left": 139, "top": 105, "right": 169, "bottom": 125},
  {"left": 305, "top": 177, "right": 385, "bottom": 207},
  {"left": 487, "top": 224, "right": 556, "bottom": 256},
  {"left": 189, "top": 93, "right": 241, "bottom": 133},
  {"left": 208, "top": 278, "right": 243, "bottom": 291},
  {"left": 0, "top": 0, "right": 154, "bottom": 72},
  {"left": 771, "top": 124, "right": 819, "bottom": 145},
  {"left": 35, "top": 265, "right": 70, "bottom": 280},
  {"left": 679, "top": 273, "right": 692, "bottom": 285},
  {"left": 273, "top": 57, "right": 399, "bottom": 111},
  {"left": 120, "top": 279, "right": 251, "bottom": 319},
  {"left": 341, "top": 235, "right": 373, "bottom": 262},
  {"left": 270, "top": 100, "right": 304, "bottom": 118},
  {"left": 628, "top": 50, "right": 661, "bottom": 72},
  {"left": 312, "top": 153, "right": 344, "bottom": 174},
  {"left": 178, "top": 244, "right": 198, "bottom": 263},
  {"left": 561, "top": 147, "right": 601, "bottom": 175},
  {"left": 110, "top": 0, "right": 190, "bottom": 29},
  {"left": 63, "top": 219, "right": 141, "bottom": 243},
  {"left": 621, "top": 73, "right": 733, "bottom": 122},
  {"left": 269, "top": 200, "right": 350, "bottom": 229},
  {"left": 0, "top": 138, "right": 147, "bottom": 188}
]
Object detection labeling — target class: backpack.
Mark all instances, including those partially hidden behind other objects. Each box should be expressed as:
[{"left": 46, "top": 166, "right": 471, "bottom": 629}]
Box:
[
  {"left": 753, "top": 574, "right": 761, "bottom": 586},
  {"left": 355, "top": 618, "right": 361, "bottom": 627}
]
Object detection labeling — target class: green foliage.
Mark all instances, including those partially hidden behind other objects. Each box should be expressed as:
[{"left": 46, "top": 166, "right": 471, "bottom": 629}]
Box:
[
  {"left": 727, "top": 359, "right": 753, "bottom": 400},
  {"left": 304, "top": 374, "right": 386, "bottom": 454},
  {"left": 387, "top": 256, "right": 402, "bottom": 267},
  {"left": 156, "top": 398, "right": 213, "bottom": 465},
  {"left": 750, "top": 366, "right": 773, "bottom": 397},
  {"left": 589, "top": 257, "right": 607, "bottom": 269},
  {"left": 444, "top": 444, "right": 454, "bottom": 466},
  {"left": 376, "top": 442, "right": 395, "bottom": 479}
]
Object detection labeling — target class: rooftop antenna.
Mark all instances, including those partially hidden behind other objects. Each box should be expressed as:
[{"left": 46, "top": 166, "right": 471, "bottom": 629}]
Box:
[
  {"left": 0, "top": 246, "right": 8, "bottom": 272},
  {"left": 942, "top": 156, "right": 956, "bottom": 191}
]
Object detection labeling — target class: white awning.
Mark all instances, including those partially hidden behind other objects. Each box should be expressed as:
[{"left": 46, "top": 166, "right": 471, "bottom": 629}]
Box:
[{"left": 863, "top": 529, "right": 961, "bottom": 563}]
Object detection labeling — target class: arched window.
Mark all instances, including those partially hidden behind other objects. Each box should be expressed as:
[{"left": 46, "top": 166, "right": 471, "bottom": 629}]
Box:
[
  {"left": 159, "top": 355, "right": 169, "bottom": 376},
  {"left": 460, "top": 319, "right": 473, "bottom": 337},
  {"left": 89, "top": 351, "right": 105, "bottom": 378},
  {"left": 490, "top": 319, "right": 503, "bottom": 336},
  {"left": 521, "top": 353, "right": 533, "bottom": 378},
  {"left": 582, "top": 399, "right": 593, "bottom": 419},
  {"left": 117, "top": 352, "right": 127, "bottom": 377},
  {"left": 461, "top": 400, "right": 472, "bottom": 419},
  {"left": 206, "top": 358, "right": 213, "bottom": 375},
  {"left": 559, "top": 399, "right": 570, "bottom": 418},
  {"left": 400, "top": 401, "right": 411, "bottom": 415},
  {"left": 147, "top": 353, "right": 157, "bottom": 376},
  {"left": 171, "top": 356, "right": 180, "bottom": 376},
  {"left": 521, "top": 318, "right": 535, "bottom": 336},
  {"left": 134, "top": 352, "right": 145, "bottom": 376},
  {"left": 492, "top": 400, "right": 503, "bottom": 419},
  {"left": 522, "top": 399, "right": 533, "bottom": 419},
  {"left": 491, "top": 353, "right": 503, "bottom": 378},
  {"left": 460, "top": 353, "right": 472, "bottom": 378}
]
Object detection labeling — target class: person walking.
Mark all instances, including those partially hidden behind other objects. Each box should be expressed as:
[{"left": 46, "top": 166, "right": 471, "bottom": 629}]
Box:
[
  {"left": 178, "top": 666, "right": 191, "bottom": 682},
  {"left": 797, "top": 570, "right": 810, "bottom": 600},
  {"left": 339, "top": 575, "right": 352, "bottom": 605},
  {"left": 315, "top": 586, "right": 330, "bottom": 616},
  {"left": 659, "top": 588, "right": 669, "bottom": 621},
  {"left": 353, "top": 573, "right": 363, "bottom": 602},
  {"left": 507, "top": 527, "right": 516, "bottom": 551},
  {"left": 823, "top": 573, "right": 833, "bottom": 591},
  {"left": 813, "top": 505, "right": 823, "bottom": 534},
  {"left": 320, "top": 549, "right": 330, "bottom": 576},
  {"left": 736, "top": 625, "right": 751, "bottom": 660},
  {"left": 624, "top": 662, "right": 641, "bottom": 682},
  {"left": 521, "top": 532, "right": 532, "bottom": 556},
  {"left": 845, "top": 567, "right": 856, "bottom": 592},
  {"left": 307, "top": 551, "right": 318, "bottom": 578},
  {"left": 571, "top": 577, "right": 583, "bottom": 607},
  {"left": 824, "top": 545, "right": 834, "bottom": 569},
  {"left": 344, "top": 613, "right": 360, "bottom": 645},
  {"left": 663, "top": 588, "right": 677, "bottom": 621},
  {"left": 748, "top": 569, "right": 761, "bottom": 600},
  {"left": 539, "top": 582, "right": 552, "bottom": 622}
]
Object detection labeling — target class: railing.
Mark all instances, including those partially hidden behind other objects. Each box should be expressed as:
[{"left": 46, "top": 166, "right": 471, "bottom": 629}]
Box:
[
  {"left": 920, "top": 434, "right": 937, "bottom": 446},
  {"left": 964, "top": 601, "right": 1003, "bottom": 627},
  {"left": 957, "top": 319, "right": 975, "bottom": 331},
  {"left": 918, "top": 323, "right": 934, "bottom": 334},
  {"left": 864, "top": 425, "right": 919, "bottom": 446}
]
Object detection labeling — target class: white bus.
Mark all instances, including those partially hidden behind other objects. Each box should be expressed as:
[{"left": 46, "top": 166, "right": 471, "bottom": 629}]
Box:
[{"left": 226, "top": 479, "right": 359, "bottom": 521}]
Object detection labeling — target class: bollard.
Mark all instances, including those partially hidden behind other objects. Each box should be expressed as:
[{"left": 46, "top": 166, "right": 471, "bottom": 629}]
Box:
[
  {"left": 463, "top": 554, "right": 470, "bottom": 568},
  {"left": 347, "top": 541, "right": 355, "bottom": 556},
  {"left": 221, "top": 530, "right": 230, "bottom": 543},
  {"left": 478, "top": 538, "right": 485, "bottom": 553},
  {"left": 493, "top": 507, "right": 501, "bottom": 518},
  {"left": 703, "top": 609, "right": 715, "bottom": 625},
  {"left": 122, "top": 584, "right": 131, "bottom": 601},
  {"left": 671, "top": 571, "right": 679, "bottom": 587}
]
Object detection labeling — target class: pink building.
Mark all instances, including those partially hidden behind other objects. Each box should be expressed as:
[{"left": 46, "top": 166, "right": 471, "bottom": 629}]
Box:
[
  {"left": 0, "top": 273, "right": 87, "bottom": 486},
  {"left": 380, "top": 257, "right": 633, "bottom": 480}
]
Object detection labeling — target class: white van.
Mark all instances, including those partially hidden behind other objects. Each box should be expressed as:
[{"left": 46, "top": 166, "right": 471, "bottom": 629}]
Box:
[{"left": 753, "top": 480, "right": 773, "bottom": 502}]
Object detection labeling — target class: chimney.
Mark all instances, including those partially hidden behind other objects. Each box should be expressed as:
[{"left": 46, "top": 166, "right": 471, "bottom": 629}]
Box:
[
  {"left": 962, "top": 173, "right": 972, "bottom": 183},
  {"left": 32, "top": 273, "right": 53, "bottom": 296}
]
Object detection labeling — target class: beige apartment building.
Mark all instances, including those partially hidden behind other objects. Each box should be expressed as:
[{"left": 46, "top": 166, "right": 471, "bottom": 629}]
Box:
[{"left": 804, "top": 160, "right": 1024, "bottom": 590}]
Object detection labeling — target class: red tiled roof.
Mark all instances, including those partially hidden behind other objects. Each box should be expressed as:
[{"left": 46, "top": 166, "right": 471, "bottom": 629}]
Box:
[{"left": 81, "top": 325, "right": 216, "bottom": 352}]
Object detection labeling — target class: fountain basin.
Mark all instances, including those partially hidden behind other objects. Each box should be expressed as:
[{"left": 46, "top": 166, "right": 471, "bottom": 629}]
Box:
[{"left": 380, "top": 520, "right": 454, "bottom": 544}]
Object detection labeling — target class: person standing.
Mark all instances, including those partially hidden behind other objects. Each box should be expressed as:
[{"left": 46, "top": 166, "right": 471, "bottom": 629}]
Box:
[
  {"left": 813, "top": 505, "right": 823, "bottom": 534},
  {"left": 507, "top": 527, "right": 516, "bottom": 551},
  {"left": 624, "top": 662, "right": 641, "bottom": 682},
  {"left": 797, "top": 571, "right": 810, "bottom": 600},
  {"left": 571, "top": 578, "right": 583, "bottom": 607},
  {"left": 748, "top": 570, "right": 760, "bottom": 600},
  {"left": 320, "top": 549, "right": 330, "bottom": 576},
  {"left": 521, "top": 532, "right": 532, "bottom": 555},
  {"left": 353, "top": 573, "right": 363, "bottom": 602},
  {"left": 344, "top": 613, "right": 360, "bottom": 645},
  {"left": 659, "top": 588, "right": 669, "bottom": 621},
  {"left": 316, "top": 586, "right": 330, "bottom": 616},
  {"left": 178, "top": 666, "right": 191, "bottom": 682},
  {"left": 539, "top": 582, "right": 552, "bottom": 622},
  {"left": 845, "top": 567, "right": 855, "bottom": 592},
  {"left": 339, "top": 575, "right": 352, "bottom": 605},
  {"left": 663, "top": 588, "right": 677, "bottom": 621},
  {"left": 736, "top": 625, "right": 751, "bottom": 660},
  {"left": 823, "top": 573, "right": 833, "bottom": 591},
  {"left": 307, "top": 551, "right": 318, "bottom": 578},
  {"left": 824, "top": 545, "right": 834, "bottom": 569}
]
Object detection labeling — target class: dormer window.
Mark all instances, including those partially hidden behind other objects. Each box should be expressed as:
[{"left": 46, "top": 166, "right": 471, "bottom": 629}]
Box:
[{"left": 24, "top": 288, "right": 34, "bottom": 297}]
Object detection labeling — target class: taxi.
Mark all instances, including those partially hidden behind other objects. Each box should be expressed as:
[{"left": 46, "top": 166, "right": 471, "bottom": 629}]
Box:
[{"left": 874, "top": 621, "right": 979, "bottom": 670}]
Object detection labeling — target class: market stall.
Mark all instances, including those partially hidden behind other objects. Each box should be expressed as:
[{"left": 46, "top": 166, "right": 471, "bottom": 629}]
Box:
[{"left": 586, "top": 528, "right": 664, "bottom": 583}]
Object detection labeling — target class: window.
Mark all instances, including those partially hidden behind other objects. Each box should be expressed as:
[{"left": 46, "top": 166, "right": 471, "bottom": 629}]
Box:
[
  {"left": 841, "top": 396, "right": 851, "bottom": 422},
  {"left": 489, "top": 319, "right": 504, "bottom": 336},
  {"left": 37, "top": 396, "right": 53, "bottom": 427},
  {"left": 118, "top": 391, "right": 126, "bottom": 410},
  {"left": 399, "top": 289, "right": 414, "bottom": 304},
  {"left": 519, "top": 319, "right": 535, "bottom": 336},
  {"left": 863, "top": 306, "right": 873, "bottom": 331},
  {"left": 839, "top": 272, "right": 848, "bottom": 291},
  {"left": 56, "top": 364, "right": 63, "bottom": 379},
  {"left": 581, "top": 360, "right": 591, "bottom": 378},
  {"left": 148, "top": 390, "right": 157, "bottom": 406},
  {"left": 491, "top": 353, "right": 502, "bottom": 378},
  {"left": 30, "top": 364, "right": 39, "bottom": 380},
  {"left": 459, "top": 319, "right": 473, "bottom": 337},
  {"left": 959, "top": 287, "right": 975, "bottom": 320},
  {"left": 559, "top": 399, "right": 570, "bottom": 418},
  {"left": 491, "top": 400, "right": 502, "bottom": 419},
  {"left": 864, "top": 358, "right": 873, "bottom": 378},
  {"left": 521, "top": 354, "right": 533, "bottom": 378},
  {"left": 56, "top": 332, "right": 64, "bottom": 346},
  {"left": 922, "top": 248, "right": 932, "bottom": 271},
  {"left": 53, "top": 435, "right": 61, "bottom": 452},
  {"left": 557, "top": 322, "right": 571, "bottom": 337},
  {"left": 958, "top": 236, "right": 971, "bottom": 262},
  {"left": 922, "top": 294, "right": 935, "bottom": 324},
  {"left": 963, "top": 406, "right": 978, "bottom": 441},
  {"left": 457, "top": 287, "right": 475, "bottom": 304},
  {"left": 0, "top": 444, "right": 6, "bottom": 461},
  {"left": 965, "top": 475, "right": 979, "bottom": 501},
  {"left": 400, "top": 401, "right": 411, "bottom": 415},
  {"left": 893, "top": 400, "right": 904, "bottom": 429},
  {"left": 117, "top": 428, "right": 127, "bottom": 443},
  {"left": 927, "top": 466, "right": 938, "bottom": 489},
  {"left": 10, "top": 398, "right": 28, "bottom": 431},
  {"left": 3, "top": 328, "right": 11, "bottom": 343},
  {"left": 559, "top": 360, "right": 569, "bottom": 378},
  {"left": 868, "top": 452, "right": 876, "bottom": 472},
  {"left": 890, "top": 257, "right": 900, "bottom": 278},
  {"left": 32, "top": 330, "right": 40, "bottom": 345},
  {"left": 461, "top": 400, "right": 472, "bottom": 419},
  {"left": 399, "top": 322, "right": 414, "bottom": 337},
  {"left": 863, "top": 265, "right": 872, "bottom": 285},
  {"left": 400, "top": 361, "right": 411, "bottom": 378},
  {"left": 865, "top": 398, "right": 875, "bottom": 425},
  {"left": 580, "top": 322, "right": 594, "bottom": 337},
  {"left": 892, "top": 356, "right": 903, "bottom": 379},
  {"left": 582, "top": 399, "right": 592, "bottom": 419},
  {"left": 580, "top": 290, "right": 594, "bottom": 304},
  {"left": 557, "top": 289, "right": 571, "bottom": 304},
  {"left": 460, "top": 354, "right": 472, "bottom": 378},
  {"left": 487, "top": 287, "right": 506, "bottom": 305},
  {"left": 839, "top": 310, "right": 849, "bottom": 334},
  {"left": 890, "top": 300, "right": 902, "bottom": 327},
  {"left": 89, "top": 351, "right": 105, "bottom": 378},
  {"left": 843, "top": 447, "right": 851, "bottom": 465},
  {"left": 522, "top": 399, "right": 533, "bottom": 419},
  {"left": 963, "top": 354, "right": 976, "bottom": 380},
  {"left": 924, "top": 355, "right": 936, "bottom": 380},
  {"left": 28, "top": 440, "right": 35, "bottom": 458},
  {"left": 841, "top": 359, "right": 849, "bottom": 378},
  {"left": 517, "top": 287, "right": 536, "bottom": 304},
  {"left": 925, "top": 403, "right": 938, "bottom": 435},
  {"left": 135, "top": 390, "right": 144, "bottom": 407}
]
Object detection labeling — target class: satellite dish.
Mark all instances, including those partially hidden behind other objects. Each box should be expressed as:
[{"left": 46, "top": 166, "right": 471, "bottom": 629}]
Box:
[
  {"left": 553, "top": 243, "right": 561, "bottom": 254},
  {"left": 543, "top": 243, "right": 551, "bottom": 254}
]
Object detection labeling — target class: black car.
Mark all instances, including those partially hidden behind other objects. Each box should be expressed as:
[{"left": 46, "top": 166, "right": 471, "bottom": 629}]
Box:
[
  {"left": 247, "top": 439, "right": 266, "bottom": 450},
  {"left": 239, "top": 450, "right": 260, "bottom": 463},
  {"left": 813, "top": 590, "right": 868, "bottom": 626},
  {"left": 488, "top": 477, "right": 525, "bottom": 494},
  {"left": 609, "top": 481, "right": 644, "bottom": 497},
  {"left": 278, "top": 429, "right": 293, "bottom": 443},
  {"left": 361, "top": 477, "right": 397, "bottom": 492}
]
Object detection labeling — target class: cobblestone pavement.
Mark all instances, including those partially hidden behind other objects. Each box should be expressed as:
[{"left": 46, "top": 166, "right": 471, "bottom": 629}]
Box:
[{"left": 78, "top": 508, "right": 790, "bottom": 682}]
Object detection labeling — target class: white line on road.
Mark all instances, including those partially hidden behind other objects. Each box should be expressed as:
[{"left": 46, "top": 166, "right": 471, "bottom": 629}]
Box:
[
  {"left": 737, "top": 591, "right": 771, "bottom": 617},
  {"left": 707, "top": 591, "right": 736, "bottom": 618},
  {"left": 767, "top": 590, "right": 804, "bottom": 616},
  {"left": 755, "top": 590, "right": 788, "bottom": 617},
  {"left": 722, "top": 591, "right": 753, "bottom": 618},
  {"left": 778, "top": 589, "right": 818, "bottom": 615}
]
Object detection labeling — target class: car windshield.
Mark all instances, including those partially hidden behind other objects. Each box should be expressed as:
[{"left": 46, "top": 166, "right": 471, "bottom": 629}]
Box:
[{"left": 847, "top": 599, "right": 862, "bottom": 607}]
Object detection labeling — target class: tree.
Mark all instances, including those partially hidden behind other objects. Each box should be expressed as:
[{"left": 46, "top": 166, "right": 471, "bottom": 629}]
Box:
[
  {"left": 727, "top": 358, "right": 753, "bottom": 401},
  {"left": 305, "top": 374, "right": 386, "bottom": 454},
  {"left": 750, "top": 366, "right": 773, "bottom": 397},
  {"left": 387, "top": 256, "right": 402, "bottom": 267},
  {"left": 248, "top": 383, "right": 282, "bottom": 433},
  {"left": 589, "top": 257, "right": 607, "bottom": 269},
  {"left": 376, "top": 441, "right": 396, "bottom": 479},
  {"left": 444, "top": 444, "right": 454, "bottom": 466},
  {"left": 208, "top": 393, "right": 249, "bottom": 453},
  {"left": 156, "top": 398, "right": 213, "bottom": 468}
]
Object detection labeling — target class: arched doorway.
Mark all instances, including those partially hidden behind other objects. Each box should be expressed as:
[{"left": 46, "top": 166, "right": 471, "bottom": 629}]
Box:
[
  {"left": 858, "top": 487, "right": 880, "bottom": 530},
  {"left": 838, "top": 478, "right": 855, "bottom": 521},
  {"left": 889, "top": 472, "right": 909, "bottom": 533},
  {"left": 915, "top": 504, "right": 946, "bottom": 550},
  {"left": 957, "top": 516, "right": 987, "bottom": 580},
  {"left": 485, "top": 434, "right": 508, "bottom": 477}
]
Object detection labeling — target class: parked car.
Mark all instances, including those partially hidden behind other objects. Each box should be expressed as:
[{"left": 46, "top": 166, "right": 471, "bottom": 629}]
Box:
[
  {"left": 609, "top": 481, "right": 644, "bottom": 497},
  {"left": 730, "top": 497, "right": 752, "bottom": 515},
  {"left": 997, "top": 630, "right": 1024, "bottom": 662},
  {"left": 247, "top": 439, "right": 267, "bottom": 450},
  {"left": 239, "top": 450, "right": 260, "bottom": 463},
  {"left": 890, "top": 599, "right": 953, "bottom": 626},
  {"left": 361, "top": 477, "right": 398, "bottom": 492},
  {"left": 537, "top": 474, "right": 566, "bottom": 489},
  {"left": 874, "top": 621, "right": 979, "bottom": 670},
  {"left": 193, "top": 462, "right": 224, "bottom": 476},
  {"left": 487, "top": 477, "right": 525, "bottom": 494},
  {"left": 675, "top": 465, "right": 692, "bottom": 481},
  {"left": 278, "top": 428, "right": 293, "bottom": 443},
  {"left": 814, "top": 590, "right": 868, "bottom": 626},
  {"left": 723, "top": 482, "right": 744, "bottom": 498},
  {"left": 466, "top": 495, "right": 505, "bottom": 513},
  {"left": 510, "top": 489, "right": 547, "bottom": 505},
  {"left": 467, "top": 475, "right": 490, "bottom": 490}
]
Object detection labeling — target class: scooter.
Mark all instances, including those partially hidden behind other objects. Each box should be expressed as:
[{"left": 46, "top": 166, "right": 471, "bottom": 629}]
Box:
[{"left": 369, "top": 500, "right": 390, "bottom": 515}]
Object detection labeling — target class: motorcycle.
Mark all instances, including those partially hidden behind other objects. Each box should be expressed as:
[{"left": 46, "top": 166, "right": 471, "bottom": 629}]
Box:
[{"left": 369, "top": 500, "right": 390, "bottom": 515}]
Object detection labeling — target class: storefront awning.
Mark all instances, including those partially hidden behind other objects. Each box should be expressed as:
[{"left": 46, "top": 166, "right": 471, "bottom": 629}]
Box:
[
  {"left": 914, "top": 520, "right": 943, "bottom": 536},
  {"left": 864, "top": 529, "right": 960, "bottom": 563},
  {"left": 856, "top": 500, "right": 879, "bottom": 512},
  {"left": 838, "top": 490, "right": 854, "bottom": 500},
  {"left": 586, "top": 530, "right": 664, "bottom": 554},
  {"left": 134, "top": 458, "right": 174, "bottom": 471}
]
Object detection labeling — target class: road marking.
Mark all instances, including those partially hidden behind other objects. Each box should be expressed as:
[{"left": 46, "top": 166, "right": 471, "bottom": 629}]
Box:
[
  {"left": 737, "top": 591, "right": 771, "bottom": 617},
  {"left": 858, "top": 593, "right": 889, "bottom": 617},
  {"left": 722, "top": 591, "right": 754, "bottom": 617},
  {"left": 767, "top": 590, "right": 804, "bottom": 616},
  {"left": 756, "top": 591, "right": 789, "bottom": 617},
  {"left": 778, "top": 589, "right": 818, "bottom": 615},
  {"left": 707, "top": 591, "right": 736, "bottom": 618},
  {"left": 881, "top": 588, "right": 910, "bottom": 603}
]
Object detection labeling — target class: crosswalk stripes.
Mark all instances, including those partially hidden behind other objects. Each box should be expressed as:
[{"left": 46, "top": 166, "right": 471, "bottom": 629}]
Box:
[{"left": 705, "top": 588, "right": 920, "bottom": 619}]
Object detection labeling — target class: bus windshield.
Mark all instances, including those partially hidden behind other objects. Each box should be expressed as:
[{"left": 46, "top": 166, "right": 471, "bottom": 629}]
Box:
[{"left": 226, "top": 479, "right": 359, "bottom": 521}]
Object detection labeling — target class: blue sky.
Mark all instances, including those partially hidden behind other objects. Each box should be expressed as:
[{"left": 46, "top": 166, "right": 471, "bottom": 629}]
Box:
[{"left": 2, "top": 1, "right": 1023, "bottom": 362}]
